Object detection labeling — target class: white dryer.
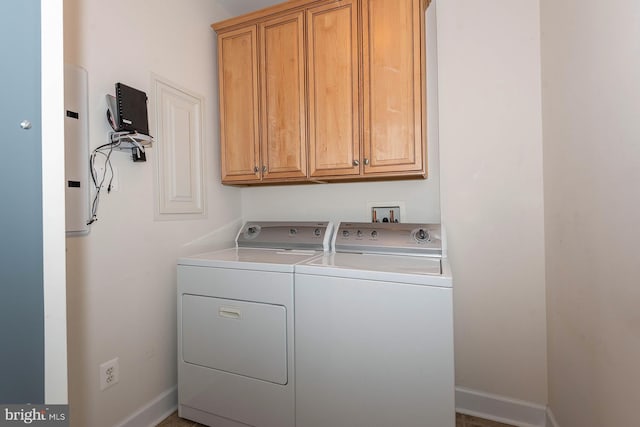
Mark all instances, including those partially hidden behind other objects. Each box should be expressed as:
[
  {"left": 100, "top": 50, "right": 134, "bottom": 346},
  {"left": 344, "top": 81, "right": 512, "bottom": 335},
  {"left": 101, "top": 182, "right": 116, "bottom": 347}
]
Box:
[
  {"left": 177, "top": 221, "right": 333, "bottom": 427},
  {"left": 294, "top": 222, "right": 455, "bottom": 427}
]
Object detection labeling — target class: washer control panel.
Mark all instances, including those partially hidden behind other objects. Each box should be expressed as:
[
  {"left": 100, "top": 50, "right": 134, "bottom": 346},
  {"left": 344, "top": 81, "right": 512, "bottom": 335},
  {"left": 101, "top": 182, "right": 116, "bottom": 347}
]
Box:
[
  {"left": 334, "top": 222, "right": 442, "bottom": 256},
  {"left": 237, "top": 221, "right": 333, "bottom": 251}
]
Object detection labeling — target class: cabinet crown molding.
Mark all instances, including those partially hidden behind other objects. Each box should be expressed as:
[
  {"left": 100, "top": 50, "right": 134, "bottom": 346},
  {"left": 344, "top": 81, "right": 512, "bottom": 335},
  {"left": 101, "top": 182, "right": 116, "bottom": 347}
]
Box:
[{"left": 212, "top": 0, "right": 335, "bottom": 33}]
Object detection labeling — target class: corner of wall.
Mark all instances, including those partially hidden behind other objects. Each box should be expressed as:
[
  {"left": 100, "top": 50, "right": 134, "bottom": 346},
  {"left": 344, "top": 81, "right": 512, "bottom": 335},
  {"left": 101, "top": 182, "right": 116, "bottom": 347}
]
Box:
[
  {"left": 545, "top": 407, "right": 560, "bottom": 427},
  {"left": 456, "top": 387, "right": 548, "bottom": 427},
  {"left": 114, "top": 386, "right": 177, "bottom": 427}
]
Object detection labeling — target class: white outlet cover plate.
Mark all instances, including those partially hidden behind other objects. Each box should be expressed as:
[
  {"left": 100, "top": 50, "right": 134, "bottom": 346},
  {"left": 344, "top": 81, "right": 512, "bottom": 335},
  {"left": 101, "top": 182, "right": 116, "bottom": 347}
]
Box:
[{"left": 99, "top": 357, "right": 120, "bottom": 391}]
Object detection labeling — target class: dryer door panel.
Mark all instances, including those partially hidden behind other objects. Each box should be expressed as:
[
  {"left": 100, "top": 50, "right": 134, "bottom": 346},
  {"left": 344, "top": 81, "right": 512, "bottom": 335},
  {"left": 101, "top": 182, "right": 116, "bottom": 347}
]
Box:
[{"left": 182, "top": 294, "right": 288, "bottom": 385}]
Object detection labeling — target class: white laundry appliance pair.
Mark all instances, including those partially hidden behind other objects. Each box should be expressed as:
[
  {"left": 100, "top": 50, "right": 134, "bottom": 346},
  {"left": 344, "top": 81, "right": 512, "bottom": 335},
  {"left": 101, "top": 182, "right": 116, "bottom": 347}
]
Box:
[{"left": 177, "top": 221, "right": 454, "bottom": 427}]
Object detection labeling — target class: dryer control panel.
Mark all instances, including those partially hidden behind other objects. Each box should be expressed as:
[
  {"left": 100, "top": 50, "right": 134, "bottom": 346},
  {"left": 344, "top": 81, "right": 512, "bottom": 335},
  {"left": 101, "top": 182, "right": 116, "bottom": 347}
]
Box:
[
  {"left": 237, "top": 221, "right": 333, "bottom": 251},
  {"left": 334, "top": 222, "right": 442, "bottom": 256}
]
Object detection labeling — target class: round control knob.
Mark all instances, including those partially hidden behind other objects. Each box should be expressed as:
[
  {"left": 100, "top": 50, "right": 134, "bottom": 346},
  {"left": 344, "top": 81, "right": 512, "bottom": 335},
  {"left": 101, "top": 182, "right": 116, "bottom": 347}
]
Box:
[
  {"left": 415, "top": 228, "right": 429, "bottom": 242},
  {"left": 314, "top": 228, "right": 321, "bottom": 237},
  {"left": 342, "top": 230, "right": 350, "bottom": 238},
  {"left": 289, "top": 228, "right": 297, "bottom": 236},
  {"left": 357, "top": 230, "right": 363, "bottom": 238},
  {"left": 244, "top": 225, "right": 261, "bottom": 239},
  {"left": 370, "top": 230, "right": 378, "bottom": 238}
]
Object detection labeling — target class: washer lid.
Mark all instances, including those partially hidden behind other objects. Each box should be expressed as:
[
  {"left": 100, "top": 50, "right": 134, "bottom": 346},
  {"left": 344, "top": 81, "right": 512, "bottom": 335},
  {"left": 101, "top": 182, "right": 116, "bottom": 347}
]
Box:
[
  {"left": 296, "top": 252, "right": 451, "bottom": 287},
  {"left": 237, "top": 221, "right": 333, "bottom": 251}
]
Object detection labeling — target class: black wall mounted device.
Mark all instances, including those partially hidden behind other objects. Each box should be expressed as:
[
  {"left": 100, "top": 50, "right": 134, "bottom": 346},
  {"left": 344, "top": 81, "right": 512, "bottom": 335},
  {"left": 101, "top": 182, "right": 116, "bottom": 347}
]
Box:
[{"left": 106, "top": 82, "right": 150, "bottom": 136}]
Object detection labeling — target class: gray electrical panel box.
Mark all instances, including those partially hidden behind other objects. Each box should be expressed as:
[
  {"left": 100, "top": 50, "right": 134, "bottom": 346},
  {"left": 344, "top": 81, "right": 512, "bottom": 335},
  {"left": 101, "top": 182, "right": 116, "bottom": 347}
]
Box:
[{"left": 64, "top": 64, "right": 90, "bottom": 235}]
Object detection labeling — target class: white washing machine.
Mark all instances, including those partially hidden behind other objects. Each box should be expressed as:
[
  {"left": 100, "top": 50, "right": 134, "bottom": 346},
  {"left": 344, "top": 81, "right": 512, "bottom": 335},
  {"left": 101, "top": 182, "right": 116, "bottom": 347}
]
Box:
[
  {"left": 294, "top": 222, "right": 455, "bottom": 427},
  {"left": 177, "top": 221, "right": 333, "bottom": 427}
]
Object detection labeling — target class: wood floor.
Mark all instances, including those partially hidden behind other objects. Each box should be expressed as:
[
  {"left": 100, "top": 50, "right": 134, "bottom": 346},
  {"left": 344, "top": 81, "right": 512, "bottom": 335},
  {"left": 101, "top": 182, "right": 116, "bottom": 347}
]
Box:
[
  {"left": 157, "top": 411, "right": 205, "bottom": 427},
  {"left": 456, "top": 412, "right": 517, "bottom": 427},
  {"left": 157, "top": 411, "right": 516, "bottom": 427}
]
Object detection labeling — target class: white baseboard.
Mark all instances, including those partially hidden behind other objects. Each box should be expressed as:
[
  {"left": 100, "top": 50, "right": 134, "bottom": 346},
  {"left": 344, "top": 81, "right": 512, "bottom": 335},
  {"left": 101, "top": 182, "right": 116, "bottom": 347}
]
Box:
[
  {"left": 456, "top": 387, "right": 549, "bottom": 427},
  {"left": 112, "top": 385, "right": 559, "bottom": 427},
  {"left": 115, "top": 386, "right": 177, "bottom": 427},
  {"left": 546, "top": 407, "right": 559, "bottom": 427}
]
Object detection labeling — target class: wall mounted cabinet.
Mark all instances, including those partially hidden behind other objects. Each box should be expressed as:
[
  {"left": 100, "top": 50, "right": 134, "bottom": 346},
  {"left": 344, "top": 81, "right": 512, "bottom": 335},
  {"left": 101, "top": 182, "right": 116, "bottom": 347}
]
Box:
[
  {"left": 217, "top": 25, "right": 261, "bottom": 183},
  {"left": 362, "top": 0, "right": 426, "bottom": 176},
  {"left": 213, "top": 0, "right": 428, "bottom": 185},
  {"left": 260, "top": 11, "right": 308, "bottom": 181},
  {"left": 307, "top": 0, "right": 360, "bottom": 178}
]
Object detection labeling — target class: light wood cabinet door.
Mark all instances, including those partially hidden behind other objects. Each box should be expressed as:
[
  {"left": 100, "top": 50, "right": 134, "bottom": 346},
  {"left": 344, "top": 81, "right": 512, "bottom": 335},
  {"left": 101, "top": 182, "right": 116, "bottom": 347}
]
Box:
[
  {"left": 214, "top": 0, "right": 429, "bottom": 185},
  {"left": 218, "top": 25, "right": 261, "bottom": 183},
  {"left": 307, "top": 0, "right": 360, "bottom": 178},
  {"left": 362, "top": 0, "right": 426, "bottom": 176},
  {"left": 260, "top": 12, "right": 308, "bottom": 180}
]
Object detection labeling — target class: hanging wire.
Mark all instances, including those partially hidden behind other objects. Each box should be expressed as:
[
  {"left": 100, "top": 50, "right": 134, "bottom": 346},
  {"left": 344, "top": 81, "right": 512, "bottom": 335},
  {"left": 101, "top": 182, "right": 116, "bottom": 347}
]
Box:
[
  {"left": 86, "top": 137, "right": 120, "bottom": 225},
  {"left": 86, "top": 128, "right": 153, "bottom": 225}
]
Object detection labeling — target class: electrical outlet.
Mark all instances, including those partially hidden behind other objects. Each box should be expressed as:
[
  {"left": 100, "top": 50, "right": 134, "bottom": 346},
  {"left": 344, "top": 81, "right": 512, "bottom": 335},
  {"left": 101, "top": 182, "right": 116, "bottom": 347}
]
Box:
[{"left": 99, "top": 357, "right": 119, "bottom": 391}]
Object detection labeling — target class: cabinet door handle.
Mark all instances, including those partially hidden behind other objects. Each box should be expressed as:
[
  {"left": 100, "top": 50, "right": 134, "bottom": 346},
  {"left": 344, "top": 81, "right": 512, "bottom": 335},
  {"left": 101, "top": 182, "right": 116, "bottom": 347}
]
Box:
[
  {"left": 364, "top": 158, "right": 370, "bottom": 166},
  {"left": 254, "top": 166, "right": 259, "bottom": 173},
  {"left": 353, "top": 160, "right": 360, "bottom": 167},
  {"left": 262, "top": 165, "right": 267, "bottom": 173}
]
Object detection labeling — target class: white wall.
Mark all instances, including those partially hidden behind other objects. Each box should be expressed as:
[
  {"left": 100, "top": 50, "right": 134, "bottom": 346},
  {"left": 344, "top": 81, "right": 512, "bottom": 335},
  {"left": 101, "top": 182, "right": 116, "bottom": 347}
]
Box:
[
  {"left": 63, "top": 1, "right": 244, "bottom": 425},
  {"left": 436, "top": 0, "right": 548, "bottom": 404},
  {"left": 243, "top": 0, "right": 549, "bottom": 406},
  {"left": 541, "top": 0, "right": 640, "bottom": 425}
]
